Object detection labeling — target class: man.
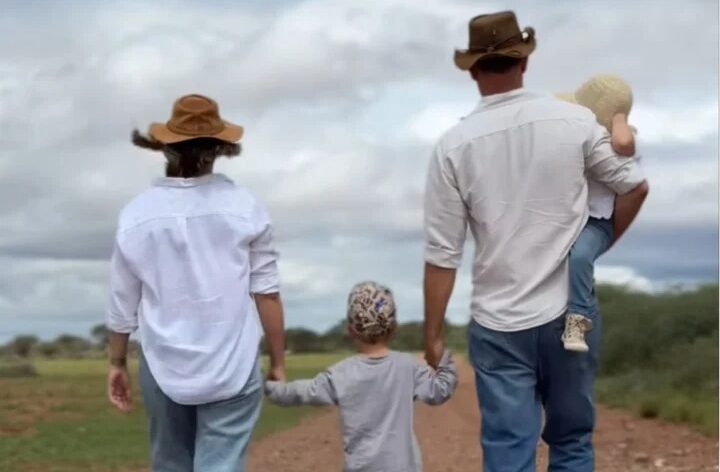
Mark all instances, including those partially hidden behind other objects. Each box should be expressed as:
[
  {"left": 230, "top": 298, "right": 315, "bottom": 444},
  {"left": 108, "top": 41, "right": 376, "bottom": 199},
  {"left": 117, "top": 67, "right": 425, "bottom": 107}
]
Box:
[{"left": 422, "top": 11, "right": 648, "bottom": 472}]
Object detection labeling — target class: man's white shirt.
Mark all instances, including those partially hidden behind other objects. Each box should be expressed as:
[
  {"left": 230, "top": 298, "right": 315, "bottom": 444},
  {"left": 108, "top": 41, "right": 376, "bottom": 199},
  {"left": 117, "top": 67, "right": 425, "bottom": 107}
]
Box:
[{"left": 424, "top": 89, "right": 644, "bottom": 331}]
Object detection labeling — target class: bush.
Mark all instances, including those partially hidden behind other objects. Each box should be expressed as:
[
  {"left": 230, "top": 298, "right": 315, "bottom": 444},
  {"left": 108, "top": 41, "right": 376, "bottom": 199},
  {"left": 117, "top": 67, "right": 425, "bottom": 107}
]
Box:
[
  {"left": 596, "top": 284, "right": 719, "bottom": 435},
  {"left": 10, "top": 335, "right": 39, "bottom": 358},
  {"left": 0, "top": 362, "right": 37, "bottom": 378}
]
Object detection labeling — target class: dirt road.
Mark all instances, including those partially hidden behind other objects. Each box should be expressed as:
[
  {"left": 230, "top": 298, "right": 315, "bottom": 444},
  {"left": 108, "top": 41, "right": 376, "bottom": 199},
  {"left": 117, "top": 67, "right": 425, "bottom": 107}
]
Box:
[{"left": 248, "top": 360, "right": 718, "bottom": 471}]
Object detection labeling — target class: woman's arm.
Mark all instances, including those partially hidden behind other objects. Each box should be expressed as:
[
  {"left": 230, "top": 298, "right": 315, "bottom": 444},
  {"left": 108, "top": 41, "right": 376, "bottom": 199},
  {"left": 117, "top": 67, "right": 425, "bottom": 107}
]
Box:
[
  {"left": 107, "top": 332, "right": 132, "bottom": 412},
  {"left": 255, "top": 293, "right": 286, "bottom": 381}
]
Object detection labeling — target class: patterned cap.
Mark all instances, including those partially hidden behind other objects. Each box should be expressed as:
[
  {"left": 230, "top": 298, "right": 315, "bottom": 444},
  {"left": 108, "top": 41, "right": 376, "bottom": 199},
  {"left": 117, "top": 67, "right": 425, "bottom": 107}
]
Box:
[{"left": 347, "top": 281, "right": 397, "bottom": 343}]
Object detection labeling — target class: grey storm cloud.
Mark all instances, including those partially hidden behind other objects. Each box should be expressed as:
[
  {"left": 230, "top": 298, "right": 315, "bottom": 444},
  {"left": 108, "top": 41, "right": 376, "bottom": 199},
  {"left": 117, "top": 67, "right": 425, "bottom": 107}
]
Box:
[{"left": 0, "top": 0, "right": 717, "bottom": 341}]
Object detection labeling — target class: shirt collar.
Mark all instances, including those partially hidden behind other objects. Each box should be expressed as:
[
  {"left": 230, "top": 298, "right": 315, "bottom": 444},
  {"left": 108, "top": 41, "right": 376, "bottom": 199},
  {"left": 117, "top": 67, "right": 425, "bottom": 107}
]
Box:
[
  {"left": 468, "top": 87, "right": 530, "bottom": 115},
  {"left": 153, "top": 173, "right": 233, "bottom": 188}
]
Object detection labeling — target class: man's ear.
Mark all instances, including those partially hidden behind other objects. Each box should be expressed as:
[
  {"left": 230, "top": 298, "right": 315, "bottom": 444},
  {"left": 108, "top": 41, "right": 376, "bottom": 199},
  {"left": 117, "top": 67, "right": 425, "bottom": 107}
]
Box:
[{"left": 520, "top": 57, "right": 528, "bottom": 73}]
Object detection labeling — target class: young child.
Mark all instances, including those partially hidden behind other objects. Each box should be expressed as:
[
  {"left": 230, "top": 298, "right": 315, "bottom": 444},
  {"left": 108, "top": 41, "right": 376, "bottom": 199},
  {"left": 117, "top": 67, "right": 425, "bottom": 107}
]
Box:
[
  {"left": 265, "top": 281, "right": 458, "bottom": 471},
  {"left": 558, "top": 74, "right": 638, "bottom": 352}
]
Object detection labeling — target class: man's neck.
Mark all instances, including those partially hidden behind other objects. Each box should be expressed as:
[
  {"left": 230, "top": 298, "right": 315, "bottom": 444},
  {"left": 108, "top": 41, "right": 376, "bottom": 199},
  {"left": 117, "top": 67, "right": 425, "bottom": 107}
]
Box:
[
  {"left": 479, "top": 82, "right": 523, "bottom": 97},
  {"left": 477, "top": 74, "right": 524, "bottom": 97}
]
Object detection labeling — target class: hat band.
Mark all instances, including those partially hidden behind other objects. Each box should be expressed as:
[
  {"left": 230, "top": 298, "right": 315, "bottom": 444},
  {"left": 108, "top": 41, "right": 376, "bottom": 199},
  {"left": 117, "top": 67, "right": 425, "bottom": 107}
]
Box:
[
  {"left": 467, "top": 27, "right": 534, "bottom": 54},
  {"left": 166, "top": 120, "right": 225, "bottom": 137}
]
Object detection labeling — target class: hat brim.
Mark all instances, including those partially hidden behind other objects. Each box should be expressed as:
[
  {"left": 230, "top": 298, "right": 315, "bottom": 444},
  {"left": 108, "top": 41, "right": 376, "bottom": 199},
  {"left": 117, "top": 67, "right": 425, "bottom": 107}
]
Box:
[
  {"left": 149, "top": 121, "right": 244, "bottom": 144},
  {"left": 454, "top": 37, "right": 536, "bottom": 71},
  {"left": 555, "top": 92, "right": 577, "bottom": 104}
]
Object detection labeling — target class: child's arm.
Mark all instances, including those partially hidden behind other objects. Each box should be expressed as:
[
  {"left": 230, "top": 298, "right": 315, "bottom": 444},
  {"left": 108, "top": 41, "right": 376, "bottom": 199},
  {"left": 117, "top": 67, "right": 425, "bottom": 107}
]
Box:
[
  {"left": 413, "top": 351, "right": 458, "bottom": 405},
  {"left": 265, "top": 371, "right": 337, "bottom": 407},
  {"left": 610, "top": 113, "right": 636, "bottom": 157}
]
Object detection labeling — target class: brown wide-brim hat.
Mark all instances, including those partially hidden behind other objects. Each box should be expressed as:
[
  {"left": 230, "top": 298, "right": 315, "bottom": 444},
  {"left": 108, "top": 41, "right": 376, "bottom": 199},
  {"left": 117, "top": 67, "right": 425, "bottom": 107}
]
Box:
[
  {"left": 149, "top": 94, "right": 244, "bottom": 144},
  {"left": 454, "top": 11, "right": 536, "bottom": 71}
]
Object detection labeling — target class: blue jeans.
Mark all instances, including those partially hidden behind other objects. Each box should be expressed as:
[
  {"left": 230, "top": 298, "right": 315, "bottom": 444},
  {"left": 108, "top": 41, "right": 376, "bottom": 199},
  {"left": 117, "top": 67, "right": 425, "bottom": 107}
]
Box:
[
  {"left": 139, "top": 351, "right": 262, "bottom": 472},
  {"left": 568, "top": 217, "right": 613, "bottom": 317},
  {"left": 469, "top": 313, "right": 600, "bottom": 472}
]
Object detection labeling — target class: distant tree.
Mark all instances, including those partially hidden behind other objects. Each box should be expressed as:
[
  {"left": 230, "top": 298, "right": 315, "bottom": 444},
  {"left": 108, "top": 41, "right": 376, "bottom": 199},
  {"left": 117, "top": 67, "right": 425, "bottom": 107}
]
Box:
[
  {"left": 54, "top": 334, "right": 92, "bottom": 357},
  {"left": 36, "top": 342, "right": 60, "bottom": 358},
  {"left": 286, "top": 328, "right": 325, "bottom": 353},
  {"left": 90, "top": 324, "right": 110, "bottom": 348},
  {"left": 11, "top": 335, "right": 39, "bottom": 358}
]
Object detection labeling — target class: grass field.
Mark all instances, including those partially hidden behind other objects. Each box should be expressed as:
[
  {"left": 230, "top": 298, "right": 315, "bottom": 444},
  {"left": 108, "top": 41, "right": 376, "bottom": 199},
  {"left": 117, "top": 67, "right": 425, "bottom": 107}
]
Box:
[{"left": 0, "top": 354, "right": 345, "bottom": 472}]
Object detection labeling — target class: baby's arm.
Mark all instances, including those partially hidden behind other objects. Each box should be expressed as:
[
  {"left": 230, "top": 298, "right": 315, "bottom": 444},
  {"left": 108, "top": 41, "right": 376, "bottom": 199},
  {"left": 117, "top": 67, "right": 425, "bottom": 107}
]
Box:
[
  {"left": 610, "top": 113, "right": 636, "bottom": 157},
  {"left": 413, "top": 351, "right": 458, "bottom": 405},
  {"left": 265, "top": 371, "right": 337, "bottom": 406}
]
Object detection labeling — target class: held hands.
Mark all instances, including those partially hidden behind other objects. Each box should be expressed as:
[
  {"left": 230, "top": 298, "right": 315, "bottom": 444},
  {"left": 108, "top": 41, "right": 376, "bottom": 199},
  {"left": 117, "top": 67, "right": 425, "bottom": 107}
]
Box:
[
  {"left": 267, "top": 364, "right": 286, "bottom": 382},
  {"left": 107, "top": 366, "right": 132, "bottom": 413},
  {"left": 424, "top": 334, "right": 445, "bottom": 370}
]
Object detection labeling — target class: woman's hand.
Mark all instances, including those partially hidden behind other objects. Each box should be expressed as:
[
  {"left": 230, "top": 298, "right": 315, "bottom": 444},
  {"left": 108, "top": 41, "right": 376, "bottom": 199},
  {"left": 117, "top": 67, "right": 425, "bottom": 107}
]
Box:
[{"left": 107, "top": 366, "right": 133, "bottom": 412}]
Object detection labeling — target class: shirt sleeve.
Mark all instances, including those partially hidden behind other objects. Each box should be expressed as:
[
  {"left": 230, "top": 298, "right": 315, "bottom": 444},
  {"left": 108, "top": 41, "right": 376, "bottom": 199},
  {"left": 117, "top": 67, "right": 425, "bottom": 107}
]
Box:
[
  {"left": 423, "top": 144, "right": 468, "bottom": 269},
  {"left": 249, "top": 200, "right": 280, "bottom": 294},
  {"left": 584, "top": 122, "right": 645, "bottom": 195},
  {"left": 413, "top": 351, "right": 458, "bottom": 405},
  {"left": 106, "top": 236, "right": 141, "bottom": 334},
  {"left": 264, "top": 371, "right": 337, "bottom": 406}
]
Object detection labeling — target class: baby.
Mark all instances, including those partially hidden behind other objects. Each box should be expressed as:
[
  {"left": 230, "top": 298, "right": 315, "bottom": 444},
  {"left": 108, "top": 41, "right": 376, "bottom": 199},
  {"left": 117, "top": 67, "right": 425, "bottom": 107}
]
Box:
[
  {"left": 559, "top": 74, "right": 638, "bottom": 352},
  {"left": 265, "top": 281, "right": 458, "bottom": 471}
]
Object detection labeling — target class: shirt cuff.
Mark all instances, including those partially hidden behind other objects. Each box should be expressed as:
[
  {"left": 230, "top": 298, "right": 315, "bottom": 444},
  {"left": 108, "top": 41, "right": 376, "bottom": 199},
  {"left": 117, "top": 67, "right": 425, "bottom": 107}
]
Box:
[
  {"left": 611, "top": 162, "right": 646, "bottom": 195},
  {"left": 250, "top": 275, "right": 280, "bottom": 294},
  {"left": 424, "top": 244, "right": 463, "bottom": 269},
  {"left": 106, "top": 312, "right": 138, "bottom": 333}
]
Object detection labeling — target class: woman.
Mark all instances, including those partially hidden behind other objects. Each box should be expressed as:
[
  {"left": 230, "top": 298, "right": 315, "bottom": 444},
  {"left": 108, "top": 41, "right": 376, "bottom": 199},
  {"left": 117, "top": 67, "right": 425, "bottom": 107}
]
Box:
[{"left": 105, "top": 94, "right": 286, "bottom": 471}]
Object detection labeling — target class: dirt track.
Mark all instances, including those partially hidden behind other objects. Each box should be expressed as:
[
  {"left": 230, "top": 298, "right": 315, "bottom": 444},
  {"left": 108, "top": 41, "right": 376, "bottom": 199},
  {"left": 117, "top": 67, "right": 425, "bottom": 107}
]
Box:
[{"left": 249, "top": 360, "right": 718, "bottom": 471}]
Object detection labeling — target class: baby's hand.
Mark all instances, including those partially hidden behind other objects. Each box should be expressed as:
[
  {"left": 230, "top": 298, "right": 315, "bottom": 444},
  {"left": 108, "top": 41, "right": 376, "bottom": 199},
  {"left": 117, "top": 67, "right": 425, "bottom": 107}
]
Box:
[{"left": 610, "top": 113, "right": 636, "bottom": 157}]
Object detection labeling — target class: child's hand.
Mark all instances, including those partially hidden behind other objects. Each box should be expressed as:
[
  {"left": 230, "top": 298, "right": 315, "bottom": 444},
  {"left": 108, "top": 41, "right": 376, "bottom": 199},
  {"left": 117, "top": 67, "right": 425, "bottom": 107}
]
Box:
[{"left": 610, "top": 113, "right": 636, "bottom": 157}]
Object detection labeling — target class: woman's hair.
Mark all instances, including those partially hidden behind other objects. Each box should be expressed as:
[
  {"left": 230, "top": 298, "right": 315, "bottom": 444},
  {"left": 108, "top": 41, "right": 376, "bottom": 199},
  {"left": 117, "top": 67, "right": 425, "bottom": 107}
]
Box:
[{"left": 131, "top": 130, "right": 241, "bottom": 178}]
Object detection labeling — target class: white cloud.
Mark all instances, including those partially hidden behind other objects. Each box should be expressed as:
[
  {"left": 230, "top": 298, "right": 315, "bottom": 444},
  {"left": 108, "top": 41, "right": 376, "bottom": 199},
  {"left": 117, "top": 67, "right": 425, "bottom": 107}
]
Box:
[
  {"left": 596, "top": 264, "right": 655, "bottom": 292},
  {"left": 632, "top": 101, "right": 718, "bottom": 145},
  {"left": 406, "top": 101, "right": 471, "bottom": 144},
  {"left": 0, "top": 0, "right": 716, "bottom": 339}
]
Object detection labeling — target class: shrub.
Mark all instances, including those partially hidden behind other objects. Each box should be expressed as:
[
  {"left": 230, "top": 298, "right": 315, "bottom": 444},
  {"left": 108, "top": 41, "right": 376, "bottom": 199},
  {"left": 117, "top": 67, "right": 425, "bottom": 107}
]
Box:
[{"left": 0, "top": 362, "right": 37, "bottom": 378}]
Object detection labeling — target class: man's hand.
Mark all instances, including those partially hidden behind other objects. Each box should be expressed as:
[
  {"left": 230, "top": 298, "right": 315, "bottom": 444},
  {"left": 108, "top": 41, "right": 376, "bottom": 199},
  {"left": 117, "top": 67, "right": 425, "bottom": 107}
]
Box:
[
  {"left": 267, "top": 365, "right": 286, "bottom": 382},
  {"left": 107, "top": 366, "right": 132, "bottom": 413},
  {"left": 613, "top": 180, "right": 649, "bottom": 245},
  {"left": 424, "top": 333, "right": 445, "bottom": 370}
]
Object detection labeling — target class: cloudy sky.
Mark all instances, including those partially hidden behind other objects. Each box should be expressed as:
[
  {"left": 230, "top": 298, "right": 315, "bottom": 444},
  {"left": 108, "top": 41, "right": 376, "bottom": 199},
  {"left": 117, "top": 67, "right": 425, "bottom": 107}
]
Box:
[{"left": 1, "top": 0, "right": 717, "bottom": 342}]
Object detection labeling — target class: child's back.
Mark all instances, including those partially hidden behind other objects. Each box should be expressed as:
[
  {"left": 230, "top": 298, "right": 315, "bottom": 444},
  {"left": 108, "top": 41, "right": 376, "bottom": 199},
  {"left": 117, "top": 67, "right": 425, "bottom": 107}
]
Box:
[
  {"left": 266, "top": 281, "right": 457, "bottom": 471},
  {"left": 267, "top": 350, "right": 456, "bottom": 472}
]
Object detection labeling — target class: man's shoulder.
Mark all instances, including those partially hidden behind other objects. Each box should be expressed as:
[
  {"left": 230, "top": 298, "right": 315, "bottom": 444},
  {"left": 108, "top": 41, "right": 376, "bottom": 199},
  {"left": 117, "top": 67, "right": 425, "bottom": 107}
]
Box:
[{"left": 435, "top": 92, "right": 595, "bottom": 155}]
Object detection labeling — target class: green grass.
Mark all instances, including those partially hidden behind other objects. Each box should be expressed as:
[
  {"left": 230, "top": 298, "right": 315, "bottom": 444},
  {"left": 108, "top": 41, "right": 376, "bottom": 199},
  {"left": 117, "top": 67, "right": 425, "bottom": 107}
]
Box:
[
  {"left": 596, "top": 374, "right": 718, "bottom": 436},
  {"left": 0, "top": 354, "right": 345, "bottom": 472}
]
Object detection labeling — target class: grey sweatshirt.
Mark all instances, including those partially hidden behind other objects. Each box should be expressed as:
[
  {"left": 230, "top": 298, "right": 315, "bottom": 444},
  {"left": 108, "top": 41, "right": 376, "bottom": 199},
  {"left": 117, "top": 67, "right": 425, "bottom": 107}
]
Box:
[{"left": 265, "top": 351, "right": 457, "bottom": 472}]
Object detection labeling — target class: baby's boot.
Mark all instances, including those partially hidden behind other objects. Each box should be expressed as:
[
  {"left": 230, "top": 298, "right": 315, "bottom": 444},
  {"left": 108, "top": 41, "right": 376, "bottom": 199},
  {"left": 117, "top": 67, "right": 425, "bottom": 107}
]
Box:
[{"left": 561, "top": 313, "right": 593, "bottom": 352}]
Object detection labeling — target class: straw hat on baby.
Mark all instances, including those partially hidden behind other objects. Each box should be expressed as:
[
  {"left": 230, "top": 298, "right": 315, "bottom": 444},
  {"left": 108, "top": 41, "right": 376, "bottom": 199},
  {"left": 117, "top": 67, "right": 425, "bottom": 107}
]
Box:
[
  {"left": 149, "top": 94, "right": 243, "bottom": 144},
  {"left": 558, "top": 75, "right": 633, "bottom": 130}
]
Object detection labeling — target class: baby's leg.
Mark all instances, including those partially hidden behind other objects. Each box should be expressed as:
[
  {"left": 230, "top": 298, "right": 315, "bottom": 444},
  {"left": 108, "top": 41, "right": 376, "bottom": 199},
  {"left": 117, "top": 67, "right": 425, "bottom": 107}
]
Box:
[
  {"left": 565, "top": 218, "right": 613, "bottom": 351},
  {"left": 568, "top": 218, "right": 613, "bottom": 316}
]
